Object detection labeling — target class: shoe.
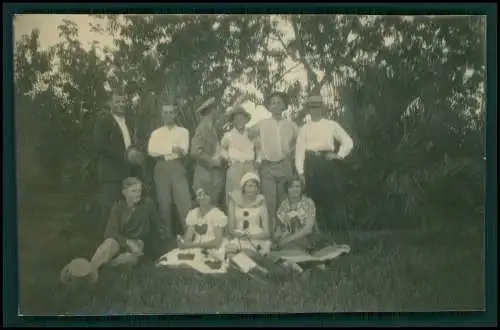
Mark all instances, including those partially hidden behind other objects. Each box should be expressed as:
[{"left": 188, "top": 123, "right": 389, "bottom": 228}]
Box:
[
  {"left": 316, "top": 264, "right": 327, "bottom": 271},
  {"left": 282, "top": 260, "right": 303, "bottom": 273}
]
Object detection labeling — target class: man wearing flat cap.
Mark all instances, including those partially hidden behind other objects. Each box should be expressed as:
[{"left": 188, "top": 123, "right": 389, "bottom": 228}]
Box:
[
  {"left": 190, "top": 97, "right": 226, "bottom": 208},
  {"left": 295, "top": 94, "right": 354, "bottom": 232}
]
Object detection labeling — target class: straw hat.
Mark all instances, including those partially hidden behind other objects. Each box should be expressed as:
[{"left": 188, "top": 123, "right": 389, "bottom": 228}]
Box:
[
  {"left": 226, "top": 105, "right": 251, "bottom": 122},
  {"left": 60, "top": 258, "right": 98, "bottom": 286},
  {"left": 196, "top": 97, "right": 216, "bottom": 115}
]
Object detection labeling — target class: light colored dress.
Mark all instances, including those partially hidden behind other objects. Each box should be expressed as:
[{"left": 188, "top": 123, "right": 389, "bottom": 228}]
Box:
[
  {"left": 156, "top": 207, "right": 229, "bottom": 274},
  {"left": 226, "top": 191, "right": 272, "bottom": 255}
]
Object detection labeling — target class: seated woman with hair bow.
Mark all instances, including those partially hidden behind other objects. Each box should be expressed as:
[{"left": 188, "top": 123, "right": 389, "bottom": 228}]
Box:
[{"left": 156, "top": 186, "right": 230, "bottom": 274}]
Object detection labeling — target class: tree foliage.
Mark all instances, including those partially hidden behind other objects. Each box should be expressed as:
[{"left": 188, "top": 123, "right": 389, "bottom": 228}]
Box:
[{"left": 14, "top": 14, "right": 485, "bottom": 228}]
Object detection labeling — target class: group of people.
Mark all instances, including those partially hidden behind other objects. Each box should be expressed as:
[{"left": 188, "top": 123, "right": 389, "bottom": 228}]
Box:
[{"left": 60, "top": 91, "right": 354, "bottom": 284}]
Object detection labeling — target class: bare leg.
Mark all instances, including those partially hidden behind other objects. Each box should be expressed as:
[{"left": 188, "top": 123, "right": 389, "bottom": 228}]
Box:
[{"left": 89, "top": 238, "right": 121, "bottom": 271}]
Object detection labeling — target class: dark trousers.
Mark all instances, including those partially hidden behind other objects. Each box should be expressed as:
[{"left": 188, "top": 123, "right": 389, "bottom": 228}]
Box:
[
  {"left": 304, "top": 152, "right": 342, "bottom": 233},
  {"left": 98, "top": 181, "right": 122, "bottom": 233}
]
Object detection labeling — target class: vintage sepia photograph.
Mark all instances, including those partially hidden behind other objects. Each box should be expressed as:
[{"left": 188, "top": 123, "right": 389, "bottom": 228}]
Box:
[{"left": 13, "top": 13, "right": 487, "bottom": 316}]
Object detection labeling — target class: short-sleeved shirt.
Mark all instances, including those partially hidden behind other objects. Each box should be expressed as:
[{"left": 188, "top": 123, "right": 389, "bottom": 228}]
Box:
[
  {"left": 251, "top": 118, "right": 298, "bottom": 162},
  {"left": 185, "top": 207, "right": 228, "bottom": 244}
]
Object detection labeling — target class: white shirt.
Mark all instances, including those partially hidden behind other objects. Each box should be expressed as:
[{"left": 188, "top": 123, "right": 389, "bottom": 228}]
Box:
[
  {"left": 295, "top": 118, "right": 354, "bottom": 175},
  {"left": 251, "top": 118, "right": 298, "bottom": 162},
  {"left": 112, "top": 114, "right": 132, "bottom": 150},
  {"left": 220, "top": 128, "right": 255, "bottom": 163},
  {"left": 147, "top": 125, "right": 190, "bottom": 162}
]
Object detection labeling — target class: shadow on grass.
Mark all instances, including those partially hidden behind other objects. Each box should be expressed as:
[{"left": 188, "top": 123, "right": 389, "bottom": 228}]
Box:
[{"left": 17, "top": 201, "right": 485, "bottom": 315}]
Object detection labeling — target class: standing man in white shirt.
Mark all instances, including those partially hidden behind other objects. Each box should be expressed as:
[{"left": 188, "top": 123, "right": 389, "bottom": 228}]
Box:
[
  {"left": 295, "top": 95, "right": 354, "bottom": 232},
  {"left": 249, "top": 92, "right": 299, "bottom": 237},
  {"left": 94, "top": 91, "right": 137, "bottom": 232},
  {"left": 147, "top": 103, "right": 192, "bottom": 237}
]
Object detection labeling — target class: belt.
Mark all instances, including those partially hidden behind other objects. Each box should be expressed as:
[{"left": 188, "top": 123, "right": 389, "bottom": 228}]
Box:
[
  {"left": 306, "top": 150, "right": 331, "bottom": 157},
  {"left": 158, "top": 156, "right": 182, "bottom": 163},
  {"left": 306, "top": 150, "right": 333, "bottom": 157},
  {"left": 261, "top": 159, "right": 287, "bottom": 164}
]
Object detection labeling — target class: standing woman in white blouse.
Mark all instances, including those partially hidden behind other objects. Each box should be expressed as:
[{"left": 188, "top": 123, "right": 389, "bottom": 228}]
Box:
[
  {"left": 294, "top": 95, "right": 354, "bottom": 233},
  {"left": 220, "top": 105, "right": 259, "bottom": 208}
]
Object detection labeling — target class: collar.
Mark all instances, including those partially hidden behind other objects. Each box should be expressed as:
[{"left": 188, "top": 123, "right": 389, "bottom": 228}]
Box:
[{"left": 162, "top": 124, "right": 178, "bottom": 131}]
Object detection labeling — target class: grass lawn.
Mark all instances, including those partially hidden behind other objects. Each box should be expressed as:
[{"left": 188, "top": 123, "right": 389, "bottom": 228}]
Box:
[{"left": 17, "top": 198, "right": 485, "bottom": 315}]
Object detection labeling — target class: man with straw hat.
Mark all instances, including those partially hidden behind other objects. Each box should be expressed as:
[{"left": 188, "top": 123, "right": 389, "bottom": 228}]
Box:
[
  {"left": 295, "top": 94, "right": 354, "bottom": 233},
  {"left": 60, "top": 177, "right": 165, "bottom": 286},
  {"left": 147, "top": 102, "right": 193, "bottom": 235},
  {"left": 220, "top": 104, "right": 258, "bottom": 207},
  {"left": 248, "top": 91, "right": 299, "bottom": 238},
  {"left": 190, "top": 97, "right": 226, "bottom": 208}
]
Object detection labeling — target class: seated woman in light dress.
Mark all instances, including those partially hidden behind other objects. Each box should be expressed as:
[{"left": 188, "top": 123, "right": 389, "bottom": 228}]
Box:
[
  {"left": 226, "top": 172, "right": 272, "bottom": 257},
  {"left": 156, "top": 186, "right": 229, "bottom": 273},
  {"left": 271, "top": 176, "right": 350, "bottom": 269}
]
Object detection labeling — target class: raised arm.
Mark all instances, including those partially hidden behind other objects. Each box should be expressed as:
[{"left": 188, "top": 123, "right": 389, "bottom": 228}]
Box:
[
  {"left": 247, "top": 121, "right": 260, "bottom": 141},
  {"left": 219, "top": 132, "right": 231, "bottom": 162},
  {"left": 190, "top": 124, "right": 214, "bottom": 168}
]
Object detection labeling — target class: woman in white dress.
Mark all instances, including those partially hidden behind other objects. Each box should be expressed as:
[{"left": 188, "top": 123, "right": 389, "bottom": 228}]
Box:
[
  {"left": 156, "top": 187, "right": 229, "bottom": 274},
  {"left": 226, "top": 172, "right": 272, "bottom": 257}
]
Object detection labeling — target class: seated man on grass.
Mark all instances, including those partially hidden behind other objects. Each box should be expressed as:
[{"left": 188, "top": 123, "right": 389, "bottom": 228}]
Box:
[{"left": 60, "top": 176, "right": 166, "bottom": 285}]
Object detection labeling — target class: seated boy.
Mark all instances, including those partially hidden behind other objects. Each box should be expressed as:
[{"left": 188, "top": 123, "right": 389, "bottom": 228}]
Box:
[{"left": 61, "top": 177, "right": 166, "bottom": 284}]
